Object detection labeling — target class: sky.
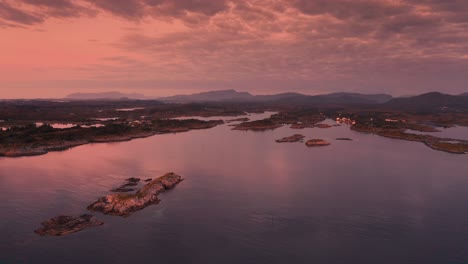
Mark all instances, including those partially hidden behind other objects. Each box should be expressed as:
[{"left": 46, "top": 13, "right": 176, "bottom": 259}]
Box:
[{"left": 0, "top": 0, "right": 467, "bottom": 98}]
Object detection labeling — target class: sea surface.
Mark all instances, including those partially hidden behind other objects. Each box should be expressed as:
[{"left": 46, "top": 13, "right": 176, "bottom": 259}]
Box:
[{"left": 1, "top": 112, "right": 468, "bottom": 264}]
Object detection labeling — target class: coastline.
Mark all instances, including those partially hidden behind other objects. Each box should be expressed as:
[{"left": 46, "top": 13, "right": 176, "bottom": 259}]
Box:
[
  {"left": 351, "top": 125, "right": 468, "bottom": 154},
  {"left": 0, "top": 121, "right": 222, "bottom": 158}
]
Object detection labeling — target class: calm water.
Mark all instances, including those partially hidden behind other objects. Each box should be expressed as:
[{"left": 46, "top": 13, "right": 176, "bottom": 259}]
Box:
[{"left": 1, "top": 112, "right": 468, "bottom": 264}]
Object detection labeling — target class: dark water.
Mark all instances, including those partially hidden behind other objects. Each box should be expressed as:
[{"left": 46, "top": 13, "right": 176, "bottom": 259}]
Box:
[{"left": 1, "top": 112, "right": 468, "bottom": 264}]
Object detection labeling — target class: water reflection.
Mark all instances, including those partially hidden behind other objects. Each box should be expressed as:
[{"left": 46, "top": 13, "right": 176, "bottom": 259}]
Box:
[{"left": 0, "top": 113, "right": 468, "bottom": 264}]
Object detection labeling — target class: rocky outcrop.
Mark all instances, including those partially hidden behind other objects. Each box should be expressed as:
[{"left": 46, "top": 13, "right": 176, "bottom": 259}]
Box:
[
  {"left": 111, "top": 177, "right": 141, "bottom": 193},
  {"left": 88, "top": 173, "right": 183, "bottom": 216},
  {"left": 35, "top": 214, "right": 103, "bottom": 236},
  {"left": 276, "top": 134, "right": 305, "bottom": 143},
  {"left": 1, "top": 140, "right": 88, "bottom": 157},
  {"left": 232, "top": 119, "right": 282, "bottom": 131},
  {"left": 290, "top": 123, "right": 332, "bottom": 129},
  {"left": 290, "top": 123, "right": 308, "bottom": 129},
  {"left": 352, "top": 124, "right": 468, "bottom": 154},
  {"left": 305, "top": 139, "right": 331, "bottom": 147}
]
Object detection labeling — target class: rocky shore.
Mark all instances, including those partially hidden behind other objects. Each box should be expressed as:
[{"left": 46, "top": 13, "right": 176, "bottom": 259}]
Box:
[
  {"left": 290, "top": 123, "right": 332, "bottom": 129},
  {"left": 1, "top": 140, "right": 89, "bottom": 157},
  {"left": 305, "top": 139, "right": 331, "bottom": 147},
  {"left": 34, "top": 173, "right": 183, "bottom": 236},
  {"left": 88, "top": 173, "right": 183, "bottom": 216},
  {"left": 34, "top": 214, "right": 103, "bottom": 236},
  {"left": 0, "top": 119, "right": 222, "bottom": 158},
  {"left": 276, "top": 134, "right": 305, "bottom": 143},
  {"left": 352, "top": 125, "right": 468, "bottom": 154},
  {"left": 290, "top": 123, "right": 309, "bottom": 129},
  {"left": 232, "top": 119, "right": 283, "bottom": 131},
  {"left": 111, "top": 177, "right": 141, "bottom": 193}
]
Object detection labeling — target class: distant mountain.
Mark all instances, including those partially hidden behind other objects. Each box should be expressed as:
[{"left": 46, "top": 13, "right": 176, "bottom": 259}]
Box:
[
  {"left": 460, "top": 92, "right": 468, "bottom": 96},
  {"left": 272, "top": 93, "right": 392, "bottom": 105},
  {"left": 383, "top": 92, "right": 468, "bottom": 111},
  {"left": 66, "top": 92, "right": 146, "bottom": 100},
  {"left": 158, "top": 89, "right": 392, "bottom": 104},
  {"left": 249, "top": 92, "right": 311, "bottom": 103},
  {"left": 157, "top": 89, "right": 254, "bottom": 102},
  {"left": 319, "top": 92, "right": 393, "bottom": 104}
]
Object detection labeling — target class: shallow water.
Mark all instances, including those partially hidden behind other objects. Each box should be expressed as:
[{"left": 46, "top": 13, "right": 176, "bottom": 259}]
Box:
[{"left": 1, "top": 112, "right": 468, "bottom": 264}]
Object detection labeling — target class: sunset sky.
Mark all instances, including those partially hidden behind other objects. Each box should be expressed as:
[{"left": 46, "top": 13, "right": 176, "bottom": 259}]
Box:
[{"left": 1, "top": 0, "right": 467, "bottom": 98}]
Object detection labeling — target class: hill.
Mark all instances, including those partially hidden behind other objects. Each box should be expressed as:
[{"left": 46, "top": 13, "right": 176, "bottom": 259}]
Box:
[
  {"left": 383, "top": 92, "right": 468, "bottom": 112},
  {"left": 158, "top": 90, "right": 392, "bottom": 105},
  {"left": 157, "top": 89, "right": 253, "bottom": 102},
  {"left": 66, "top": 92, "right": 146, "bottom": 100}
]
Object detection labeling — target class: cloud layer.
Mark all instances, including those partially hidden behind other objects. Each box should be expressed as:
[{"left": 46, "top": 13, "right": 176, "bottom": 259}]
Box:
[{"left": 1, "top": 0, "right": 467, "bottom": 96}]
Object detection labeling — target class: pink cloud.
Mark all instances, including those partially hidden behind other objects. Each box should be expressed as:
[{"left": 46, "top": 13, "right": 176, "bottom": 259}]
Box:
[{"left": 0, "top": 0, "right": 467, "bottom": 97}]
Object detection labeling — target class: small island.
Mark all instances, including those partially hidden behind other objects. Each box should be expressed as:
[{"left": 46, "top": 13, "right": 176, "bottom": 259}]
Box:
[
  {"left": 35, "top": 214, "right": 103, "bottom": 236},
  {"left": 111, "top": 177, "right": 141, "bottom": 193},
  {"left": 88, "top": 173, "right": 183, "bottom": 216},
  {"left": 232, "top": 119, "right": 283, "bottom": 131},
  {"left": 305, "top": 139, "right": 331, "bottom": 147},
  {"left": 34, "top": 173, "right": 183, "bottom": 236},
  {"left": 290, "top": 123, "right": 309, "bottom": 129},
  {"left": 276, "top": 134, "right": 305, "bottom": 143}
]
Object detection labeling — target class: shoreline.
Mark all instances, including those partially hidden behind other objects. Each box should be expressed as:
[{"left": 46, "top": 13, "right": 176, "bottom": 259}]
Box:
[
  {"left": 351, "top": 125, "right": 468, "bottom": 154},
  {"left": 0, "top": 121, "right": 222, "bottom": 158}
]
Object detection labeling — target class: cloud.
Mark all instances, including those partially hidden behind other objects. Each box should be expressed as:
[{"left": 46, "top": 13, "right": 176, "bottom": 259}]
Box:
[
  {"left": 1, "top": 0, "right": 468, "bottom": 95},
  {"left": 0, "top": 0, "right": 96, "bottom": 27},
  {"left": 0, "top": 1, "right": 43, "bottom": 25},
  {"left": 20, "top": 0, "right": 96, "bottom": 18},
  {"left": 85, "top": 0, "right": 144, "bottom": 20}
]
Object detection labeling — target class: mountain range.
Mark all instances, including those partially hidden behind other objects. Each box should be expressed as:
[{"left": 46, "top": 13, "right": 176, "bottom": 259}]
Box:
[
  {"left": 66, "top": 92, "right": 146, "bottom": 100},
  {"left": 382, "top": 92, "right": 468, "bottom": 111},
  {"left": 65, "top": 89, "right": 468, "bottom": 111},
  {"left": 156, "top": 89, "right": 393, "bottom": 104}
]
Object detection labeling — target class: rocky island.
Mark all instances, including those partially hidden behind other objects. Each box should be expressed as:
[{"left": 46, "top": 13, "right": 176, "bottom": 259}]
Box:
[
  {"left": 232, "top": 119, "right": 283, "bottom": 131},
  {"left": 305, "top": 139, "right": 331, "bottom": 147},
  {"left": 290, "top": 123, "right": 310, "bottom": 129},
  {"left": 35, "top": 214, "right": 103, "bottom": 236},
  {"left": 34, "top": 173, "right": 183, "bottom": 236},
  {"left": 276, "top": 134, "right": 305, "bottom": 143},
  {"left": 88, "top": 173, "right": 183, "bottom": 216},
  {"left": 111, "top": 177, "right": 141, "bottom": 193}
]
